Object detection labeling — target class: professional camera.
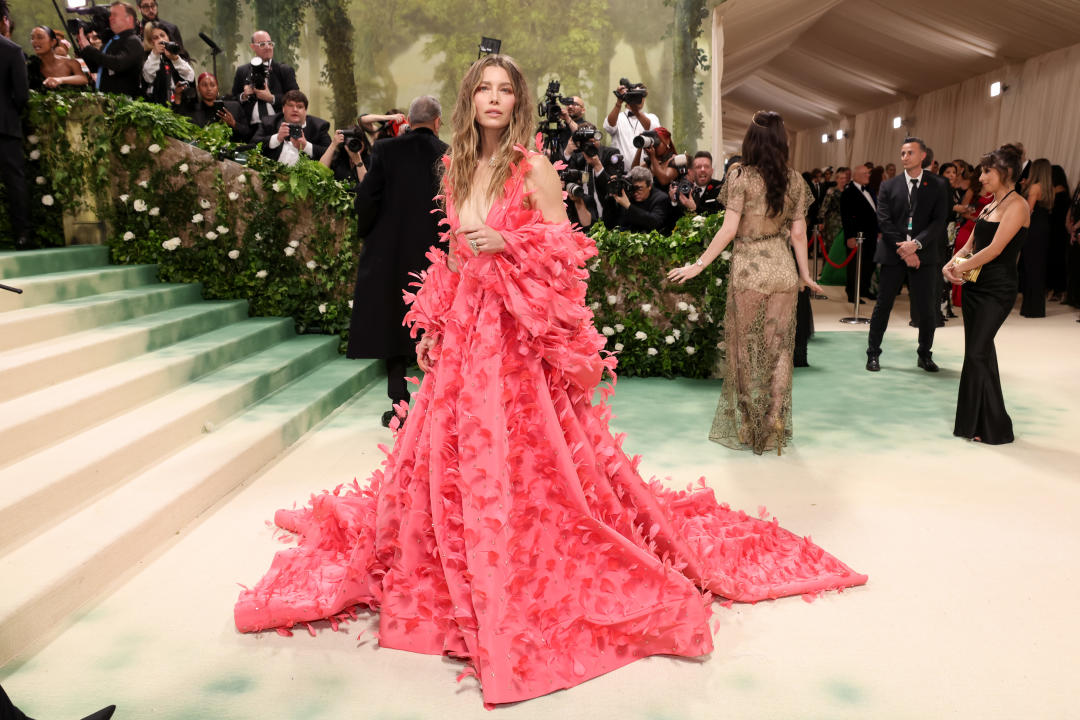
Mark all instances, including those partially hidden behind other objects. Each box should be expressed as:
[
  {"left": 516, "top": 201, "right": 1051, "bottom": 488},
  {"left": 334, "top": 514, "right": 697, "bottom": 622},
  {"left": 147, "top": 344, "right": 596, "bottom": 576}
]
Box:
[
  {"left": 63, "top": 1, "right": 112, "bottom": 44},
  {"left": 537, "top": 79, "right": 574, "bottom": 124},
  {"left": 340, "top": 127, "right": 366, "bottom": 153},
  {"left": 671, "top": 154, "right": 694, "bottom": 196},
  {"left": 571, "top": 126, "right": 602, "bottom": 158},
  {"left": 287, "top": 123, "right": 304, "bottom": 140},
  {"left": 163, "top": 41, "right": 182, "bottom": 55},
  {"left": 615, "top": 77, "right": 648, "bottom": 105},
  {"left": 633, "top": 129, "right": 661, "bottom": 150},
  {"left": 603, "top": 155, "right": 631, "bottom": 199},
  {"left": 558, "top": 168, "right": 588, "bottom": 200},
  {"left": 248, "top": 57, "right": 268, "bottom": 90}
]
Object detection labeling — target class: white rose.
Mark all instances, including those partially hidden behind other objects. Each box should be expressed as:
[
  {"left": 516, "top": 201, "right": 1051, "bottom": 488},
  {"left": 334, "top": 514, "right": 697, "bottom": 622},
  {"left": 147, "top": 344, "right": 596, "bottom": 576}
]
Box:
[
  {"left": 29, "top": 149, "right": 41, "bottom": 160},
  {"left": 634, "top": 331, "right": 647, "bottom": 341},
  {"left": 692, "top": 215, "right": 706, "bottom": 225},
  {"left": 35, "top": 176, "right": 45, "bottom": 185},
  {"left": 236, "top": 174, "right": 247, "bottom": 184},
  {"left": 641, "top": 303, "right": 652, "bottom": 313},
  {"left": 606, "top": 294, "right": 618, "bottom": 305},
  {"left": 647, "top": 347, "right": 658, "bottom": 356},
  {"left": 255, "top": 269, "right": 268, "bottom": 279},
  {"left": 665, "top": 335, "right": 675, "bottom": 345},
  {"left": 228, "top": 249, "right": 240, "bottom": 260},
  {"left": 601, "top": 326, "right": 615, "bottom": 336},
  {"left": 590, "top": 301, "right": 601, "bottom": 310},
  {"left": 133, "top": 199, "right": 147, "bottom": 212},
  {"left": 306, "top": 260, "right": 317, "bottom": 270},
  {"left": 677, "top": 301, "right": 689, "bottom": 311},
  {"left": 688, "top": 312, "right": 699, "bottom": 322},
  {"left": 119, "top": 194, "right": 130, "bottom": 203},
  {"left": 122, "top": 231, "right": 134, "bottom": 241},
  {"left": 613, "top": 343, "right": 624, "bottom": 352},
  {"left": 673, "top": 329, "right": 681, "bottom": 339},
  {"left": 228, "top": 192, "right": 239, "bottom": 201},
  {"left": 348, "top": 300, "right": 354, "bottom": 309},
  {"left": 41, "top": 194, "right": 55, "bottom": 206},
  {"left": 120, "top": 144, "right": 130, "bottom": 154},
  {"left": 199, "top": 198, "right": 211, "bottom": 209},
  {"left": 216, "top": 225, "right": 228, "bottom": 234},
  {"left": 205, "top": 231, "right": 217, "bottom": 240},
  {"left": 27, "top": 134, "right": 39, "bottom": 144},
  {"left": 686, "top": 346, "right": 696, "bottom": 355},
  {"left": 254, "top": 232, "right": 262, "bottom": 241},
  {"left": 318, "top": 303, "right": 327, "bottom": 314},
  {"left": 161, "top": 237, "right": 181, "bottom": 251},
  {"left": 288, "top": 239, "right": 300, "bottom": 248},
  {"left": 721, "top": 251, "right": 731, "bottom": 261},
  {"left": 148, "top": 143, "right": 161, "bottom": 154},
  {"left": 149, "top": 207, "right": 160, "bottom": 216},
  {"left": 284, "top": 246, "right": 296, "bottom": 257},
  {"left": 178, "top": 163, "right": 189, "bottom": 173},
  {"left": 191, "top": 213, "right": 203, "bottom": 223},
  {"left": 614, "top": 324, "right": 624, "bottom": 332},
  {"left": 272, "top": 181, "right": 284, "bottom": 193},
  {"left": 715, "top": 277, "right": 723, "bottom": 286},
  {"left": 137, "top": 180, "right": 148, "bottom": 189}
]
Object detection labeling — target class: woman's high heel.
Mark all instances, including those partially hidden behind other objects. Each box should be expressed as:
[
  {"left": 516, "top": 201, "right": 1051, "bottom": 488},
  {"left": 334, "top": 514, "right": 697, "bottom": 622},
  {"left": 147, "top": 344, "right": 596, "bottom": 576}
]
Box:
[{"left": 773, "top": 418, "right": 785, "bottom": 456}]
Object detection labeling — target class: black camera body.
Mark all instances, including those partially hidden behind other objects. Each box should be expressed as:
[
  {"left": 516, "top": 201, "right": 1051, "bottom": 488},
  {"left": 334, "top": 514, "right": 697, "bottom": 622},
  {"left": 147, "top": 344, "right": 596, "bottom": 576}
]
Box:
[
  {"left": 615, "top": 77, "right": 648, "bottom": 105},
  {"left": 558, "top": 168, "right": 589, "bottom": 200},
  {"left": 163, "top": 41, "right": 182, "bottom": 55},
  {"left": 248, "top": 57, "right": 268, "bottom": 90},
  {"left": 603, "top": 154, "right": 631, "bottom": 199},
  {"left": 339, "top": 128, "right": 366, "bottom": 153},
  {"left": 537, "top": 80, "right": 574, "bottom": 124},
  {"left": 65, "top": 4, "right": 112, "bottom": 45},
  {"left": 287, "top": 123, "right": 304, "bottom": 140},
  {"left": 633, "top": 130, "right": 661, "bottom": 149},
  {"left": 572, "top": 127, "right": 601, "bottom": 146}
]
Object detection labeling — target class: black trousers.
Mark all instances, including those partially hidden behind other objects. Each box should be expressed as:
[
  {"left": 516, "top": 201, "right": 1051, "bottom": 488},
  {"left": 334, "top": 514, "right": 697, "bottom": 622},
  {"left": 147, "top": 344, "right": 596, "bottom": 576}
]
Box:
[
  {"left": 0, "top": 136, "right": 29, "bottom": 240},
  {"left": 386, "top": 354, "right": 410, "bottom": 406},
  {"left": 868, "top": 261, "right": 937, "bottom": 360}
]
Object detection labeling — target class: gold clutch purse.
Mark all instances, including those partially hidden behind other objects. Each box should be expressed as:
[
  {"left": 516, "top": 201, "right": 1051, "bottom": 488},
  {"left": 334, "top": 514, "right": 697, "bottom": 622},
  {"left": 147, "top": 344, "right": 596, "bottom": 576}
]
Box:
[{"left": 953, "top": 255, "right": 981, "bottom": 283}]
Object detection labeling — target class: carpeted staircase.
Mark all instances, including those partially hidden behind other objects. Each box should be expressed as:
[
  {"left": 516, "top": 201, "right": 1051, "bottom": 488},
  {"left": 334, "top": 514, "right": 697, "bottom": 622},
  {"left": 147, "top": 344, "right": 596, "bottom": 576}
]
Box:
[{"left": 0, "top": 246, "right": 379, "bottom": 667}]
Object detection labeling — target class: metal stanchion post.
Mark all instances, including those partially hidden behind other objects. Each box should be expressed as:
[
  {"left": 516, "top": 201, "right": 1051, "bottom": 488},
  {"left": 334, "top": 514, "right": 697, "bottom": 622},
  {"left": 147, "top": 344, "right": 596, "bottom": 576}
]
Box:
[
  {"left": 840, "top": 232, "right": 870, "bottom": 324},
  {"left": 811, "top": 230, "right": 828, "bottom": 300}
]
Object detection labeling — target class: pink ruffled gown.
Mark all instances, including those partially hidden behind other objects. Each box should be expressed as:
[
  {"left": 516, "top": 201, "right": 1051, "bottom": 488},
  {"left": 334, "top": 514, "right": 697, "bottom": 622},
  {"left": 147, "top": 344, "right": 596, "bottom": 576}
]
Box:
[{"left": 234, "top": 150, "right": 868, "bottom": 706}]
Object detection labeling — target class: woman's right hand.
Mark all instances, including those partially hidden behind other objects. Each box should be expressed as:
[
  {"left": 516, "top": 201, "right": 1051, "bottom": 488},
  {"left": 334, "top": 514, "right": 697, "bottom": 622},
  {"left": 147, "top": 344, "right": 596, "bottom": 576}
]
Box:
[{"left": 416, "top": 334, "right": 437, "bottom": 373}]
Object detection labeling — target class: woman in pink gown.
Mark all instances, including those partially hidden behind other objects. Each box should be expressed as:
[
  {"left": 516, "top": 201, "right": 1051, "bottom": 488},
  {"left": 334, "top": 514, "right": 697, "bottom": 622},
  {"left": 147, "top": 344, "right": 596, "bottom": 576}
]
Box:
[{"left": 234, "top": 55, "right": 867, "bottom": 706}]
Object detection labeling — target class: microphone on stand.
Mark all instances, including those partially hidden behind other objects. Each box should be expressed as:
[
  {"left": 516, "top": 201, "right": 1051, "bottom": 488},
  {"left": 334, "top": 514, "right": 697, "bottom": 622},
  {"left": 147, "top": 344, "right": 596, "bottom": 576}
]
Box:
[{"left": 199, "top": 32, "right": 223, "bottom": 78}]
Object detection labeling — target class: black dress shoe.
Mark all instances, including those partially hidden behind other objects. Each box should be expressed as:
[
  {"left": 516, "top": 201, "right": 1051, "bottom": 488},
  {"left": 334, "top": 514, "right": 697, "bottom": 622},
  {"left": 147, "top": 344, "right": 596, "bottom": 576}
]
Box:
[
  {"left": 866, "top": 356, "right": 880, "bottom": 372},
  {"left": 862, "top": 292, "right": 877, "bottom": 300},
  {"left": 908, "top": 320, "right": 917, "bottom": 327},
  {"left": 917, "top": 357, "right": 939, "bottom": 372},
  {"left": 381, "top": 410, "right": 396, "bottom": 427}
]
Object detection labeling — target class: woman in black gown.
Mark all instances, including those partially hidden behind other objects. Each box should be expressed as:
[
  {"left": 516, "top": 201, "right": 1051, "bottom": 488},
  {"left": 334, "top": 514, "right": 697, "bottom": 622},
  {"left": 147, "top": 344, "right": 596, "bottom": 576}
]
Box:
[
  {"left": 1018, "top": 158, "right": 1052, "bottom": 317},
  {"left": 944, "top": 146, "right": 1029, "bottom": 444}
]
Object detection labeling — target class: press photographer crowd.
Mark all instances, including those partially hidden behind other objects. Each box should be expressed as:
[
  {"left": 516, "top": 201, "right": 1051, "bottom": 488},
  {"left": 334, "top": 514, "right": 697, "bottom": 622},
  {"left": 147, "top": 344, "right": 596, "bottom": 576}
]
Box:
[{"left": 3, "top": 0, "right": 1079, "bottom": 322}]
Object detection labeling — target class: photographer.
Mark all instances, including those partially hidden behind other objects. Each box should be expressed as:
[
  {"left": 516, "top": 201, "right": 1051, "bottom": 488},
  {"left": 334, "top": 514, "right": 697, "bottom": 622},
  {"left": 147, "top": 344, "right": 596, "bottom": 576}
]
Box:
[
  {"left": 669, "top": 150, "right": 723, "bottom": 219},
  {"left": 360, "top": 110, "right": 406, "bottom": 140},
  {"left": 140, "top": 22, "right": 193, "bottom": 108},
  {"left": 253, "top": 89, "right": 330, "bottom": 167},
  {"left": 319, "top": 123, "right": 370, "bottom": 188},
  {"left": 561, "top": 122, "right": 619, "bottom": 229},
  {"left": 611, "top": 166, "right": 669, "bottom": 234},
  {"left": 230, "top": 30, "right": 299, "bottom": 125},
  {"left": 556, "top": 95, "right": 585, "bottom": 148},
  {"left": 136, "top": 0, "right": 182, "bottom": 47},
  {"left": 632, "top": 125, "right": 679, "bottom": 189},
  {"left": 604, "top": 78, "right": 658, "bottom": 172},
  {"left": 183, "top": 72, "right": 251, "bottom": 142},
  {"left": 76, "top": 2, "right": 144, "bottom": 98}
]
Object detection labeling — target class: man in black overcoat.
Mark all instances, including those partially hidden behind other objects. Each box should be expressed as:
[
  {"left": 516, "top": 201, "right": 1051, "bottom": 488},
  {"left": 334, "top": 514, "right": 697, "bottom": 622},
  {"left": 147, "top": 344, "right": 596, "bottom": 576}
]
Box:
[
  {"left": 0, "top": 1, "right": 30, "bottom": 248},
  {"left": 346, "top": 95, "right": 448, "bottom": 427},
  {"left": 866, "top": 137, "right": 950, "bottom": 372},
  {"left": 841, "top": 163, "right": 880, "bottom": 303}
]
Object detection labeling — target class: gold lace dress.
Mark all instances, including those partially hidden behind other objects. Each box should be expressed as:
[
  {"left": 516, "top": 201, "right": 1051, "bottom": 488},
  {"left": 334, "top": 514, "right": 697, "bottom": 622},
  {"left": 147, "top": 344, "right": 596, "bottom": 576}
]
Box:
[{"left": 709, "top": 166, "right": 813, "bottom": 453}]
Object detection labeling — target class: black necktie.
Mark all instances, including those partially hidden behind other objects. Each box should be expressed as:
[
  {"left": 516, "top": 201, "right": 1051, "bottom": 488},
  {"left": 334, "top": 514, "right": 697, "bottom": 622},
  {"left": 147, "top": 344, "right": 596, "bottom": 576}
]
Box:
[{"left": 908, "top": 178, "right": 919, "bottom": 219}]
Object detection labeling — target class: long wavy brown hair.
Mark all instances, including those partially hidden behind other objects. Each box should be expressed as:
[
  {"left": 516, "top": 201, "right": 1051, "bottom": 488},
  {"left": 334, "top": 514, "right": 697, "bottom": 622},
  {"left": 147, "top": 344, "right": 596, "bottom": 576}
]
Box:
[
  {"left": 444, "top": 54, "right": 536, "bottom": 209},
  {"left": 740, "top": 110, "right": 789, "bottom": 217}
]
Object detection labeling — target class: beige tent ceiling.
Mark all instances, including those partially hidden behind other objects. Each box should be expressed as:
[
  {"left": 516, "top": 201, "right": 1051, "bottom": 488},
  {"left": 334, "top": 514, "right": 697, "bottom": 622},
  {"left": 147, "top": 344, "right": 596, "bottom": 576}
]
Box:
[{"left": 716, "top": 0, "right": 1080, "bottom": 139}]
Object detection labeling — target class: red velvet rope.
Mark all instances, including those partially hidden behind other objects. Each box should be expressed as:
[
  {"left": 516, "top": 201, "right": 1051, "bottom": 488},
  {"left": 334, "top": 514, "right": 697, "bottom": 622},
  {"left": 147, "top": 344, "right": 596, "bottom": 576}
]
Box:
[{"left": 818, "top": 236, "right": 858, "bottom": 269}]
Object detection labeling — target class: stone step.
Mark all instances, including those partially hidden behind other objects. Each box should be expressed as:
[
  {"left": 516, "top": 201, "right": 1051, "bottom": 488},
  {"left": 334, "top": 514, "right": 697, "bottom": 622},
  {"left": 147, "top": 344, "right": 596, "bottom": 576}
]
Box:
[
  {"left": 0, "top": 357, "right": 380, "bottom": 667},
  {"left": 0, "top": 299, "right": 249, "bottom": 400},
  {"left": 0, "top": 317, "right": 294, "bottom": 468},
  {"left": 0, "top": 334, "right": 342, "bottom": 555},
  {"left": 0, "top": 264, "right": 158, "bottom": 312},
  {"left": 0, "top": 245, "right": 110, "bottom": 280},
  {"left": 0, "top": 283, "right": 203, "bottom": 352}
]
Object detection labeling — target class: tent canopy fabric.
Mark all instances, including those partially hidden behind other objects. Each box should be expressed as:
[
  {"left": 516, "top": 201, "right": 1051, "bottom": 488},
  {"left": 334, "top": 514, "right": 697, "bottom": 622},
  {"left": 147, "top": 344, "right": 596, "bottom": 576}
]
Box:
[{"left": 716, "top": 0, "right": 1080, "bottom": 175}]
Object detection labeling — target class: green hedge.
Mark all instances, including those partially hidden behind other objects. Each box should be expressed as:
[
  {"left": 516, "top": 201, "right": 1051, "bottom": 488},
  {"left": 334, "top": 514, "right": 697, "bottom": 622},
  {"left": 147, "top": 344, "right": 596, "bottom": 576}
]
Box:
[{"left": 13, "top": 90, "right": 731, "bottom": 376}]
